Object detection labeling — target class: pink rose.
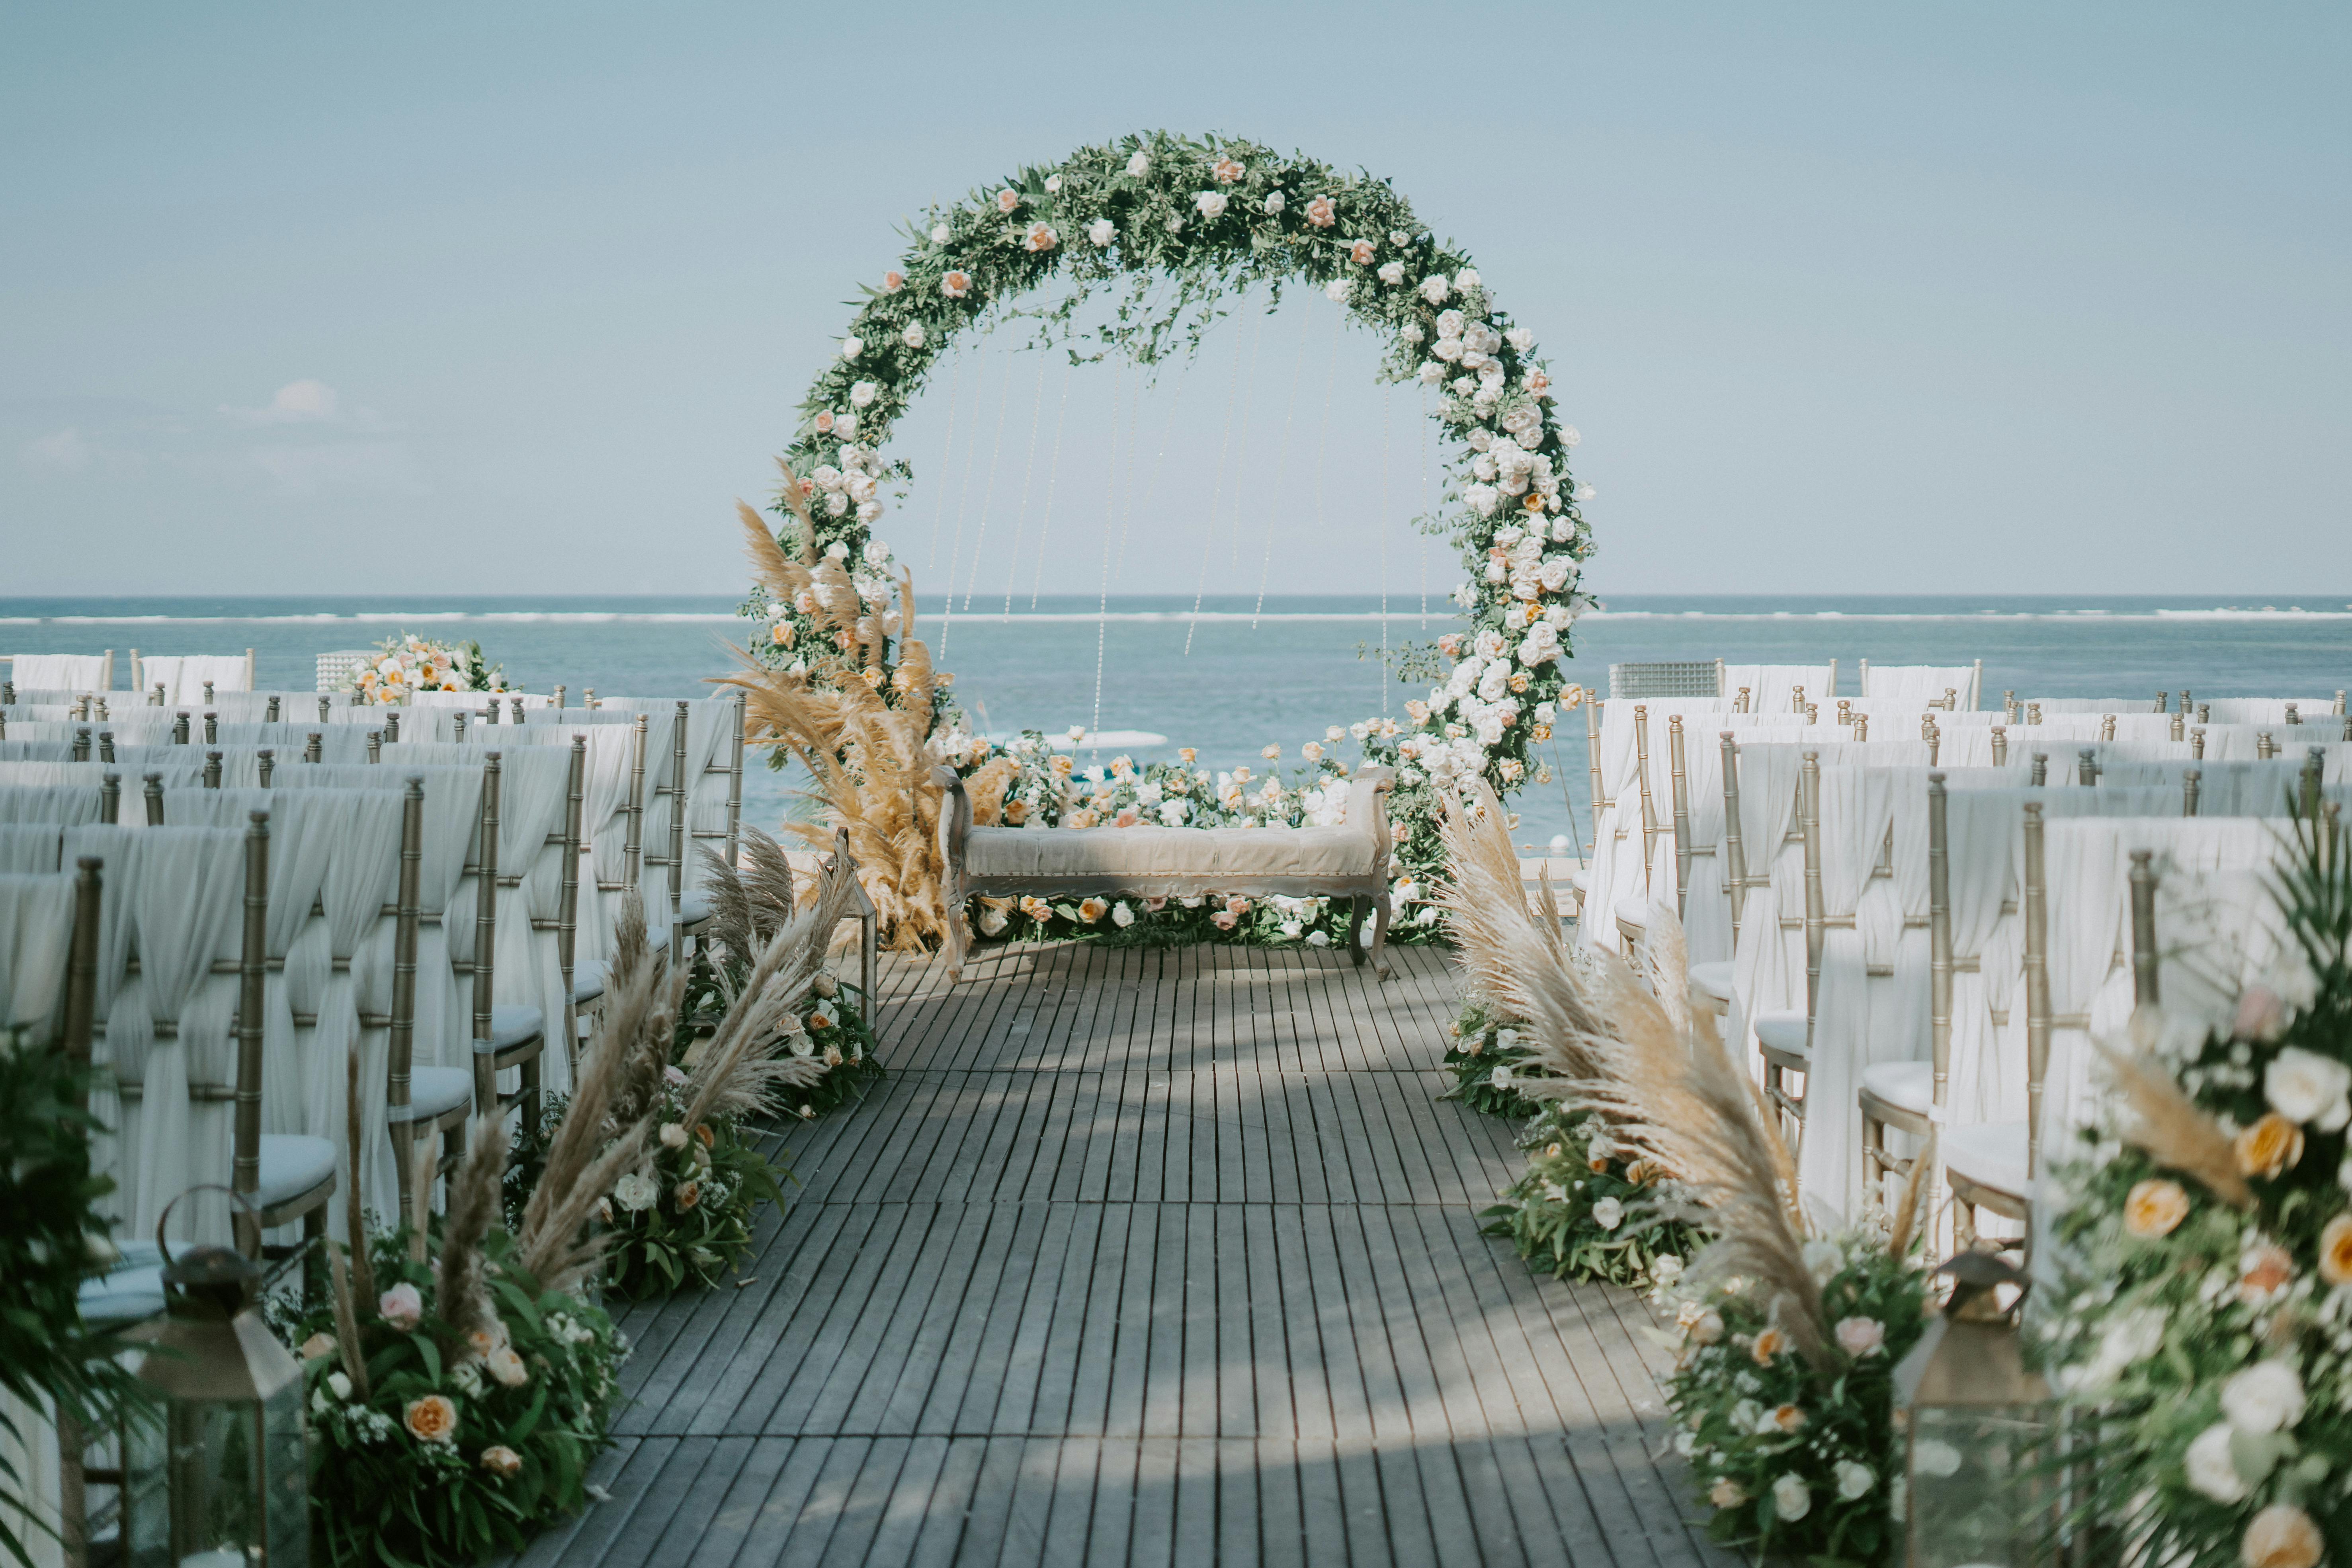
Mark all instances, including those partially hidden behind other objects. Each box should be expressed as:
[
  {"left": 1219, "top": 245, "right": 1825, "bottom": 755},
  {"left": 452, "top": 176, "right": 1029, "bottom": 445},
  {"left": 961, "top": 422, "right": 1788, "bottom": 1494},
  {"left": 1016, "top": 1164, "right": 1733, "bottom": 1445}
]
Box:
[
  {"left": 1225, "top": 895, "right": 1251, "bottom": 916},
  {"left": 2235, "top": 986, "right": 2288, "bottom": 1042},
  {"left": 1305, "top": 194, "right": 1336, "bottom": 228},
  {"left": 378, "top": 1282, "right": 423, "bottom": 1332},
  {"left": 882, "top": 270, "right": 904, "bottom": 293},
  {"left": 1211, "top": 910, "right": 1239, "bottom": 931},
  {"left": 1834, "top": 1316, "right": 1885, "bottom": 1358},
  {"left": 996, "top": 188, "right": 1020, "bottom": 214},
  {"left": 813, "top": 411, "right": 834, "bottom": 434}
]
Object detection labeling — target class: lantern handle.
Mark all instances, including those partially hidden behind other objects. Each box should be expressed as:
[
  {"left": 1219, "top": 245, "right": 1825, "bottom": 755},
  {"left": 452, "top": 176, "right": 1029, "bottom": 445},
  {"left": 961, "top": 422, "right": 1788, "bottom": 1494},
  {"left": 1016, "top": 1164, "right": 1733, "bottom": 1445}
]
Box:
[{"left": 154, "top": 1182, "right": 262, "bottom": 1268}]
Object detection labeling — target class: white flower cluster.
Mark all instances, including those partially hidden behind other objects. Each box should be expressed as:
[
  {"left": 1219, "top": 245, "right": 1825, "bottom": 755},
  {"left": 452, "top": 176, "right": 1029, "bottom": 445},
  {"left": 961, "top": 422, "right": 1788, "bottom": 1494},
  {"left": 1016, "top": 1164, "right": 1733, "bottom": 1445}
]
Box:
[{"left": 809, "top": 444, "right": 887, "bottom": 525}]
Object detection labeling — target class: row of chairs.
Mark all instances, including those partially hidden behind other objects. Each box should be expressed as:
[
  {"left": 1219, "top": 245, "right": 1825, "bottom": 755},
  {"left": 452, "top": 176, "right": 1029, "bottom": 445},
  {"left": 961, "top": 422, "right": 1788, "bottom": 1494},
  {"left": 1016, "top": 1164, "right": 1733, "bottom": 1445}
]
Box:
[{"left": 1570, "top": 681, "right": 2342, "bottom": 1249}]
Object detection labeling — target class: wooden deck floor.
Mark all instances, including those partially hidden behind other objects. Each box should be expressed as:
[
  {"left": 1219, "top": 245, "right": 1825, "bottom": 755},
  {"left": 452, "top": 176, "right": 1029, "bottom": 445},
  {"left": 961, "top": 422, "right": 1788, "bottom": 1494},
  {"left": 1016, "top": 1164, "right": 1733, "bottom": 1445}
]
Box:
[{"left": 518, "top": 941, "right": 1731, "bottom": 1568}]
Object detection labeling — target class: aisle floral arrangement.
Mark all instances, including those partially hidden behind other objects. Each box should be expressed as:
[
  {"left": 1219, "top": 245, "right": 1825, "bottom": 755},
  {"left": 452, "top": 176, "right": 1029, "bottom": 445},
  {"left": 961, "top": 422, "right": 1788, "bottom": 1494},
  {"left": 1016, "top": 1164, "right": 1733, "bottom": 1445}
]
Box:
[
  {"left": 1442, "top": 999, "right": 1549, "bottom": 1118},
  {"left": 1434, "top": 777, "right": 1937, "bottom": 1559},
  {"left": 342, "top": 632, "right": 507, "bottom": 702},
  {"left": 1481, "top": 1103, "right": 1704, "bottom": 1289},
  {"left": 2034, "top": 811, "right": 2352, "bottom": 1568},
  {"left": 738, "top": 129, "right": 1599, "bottom": 903}
]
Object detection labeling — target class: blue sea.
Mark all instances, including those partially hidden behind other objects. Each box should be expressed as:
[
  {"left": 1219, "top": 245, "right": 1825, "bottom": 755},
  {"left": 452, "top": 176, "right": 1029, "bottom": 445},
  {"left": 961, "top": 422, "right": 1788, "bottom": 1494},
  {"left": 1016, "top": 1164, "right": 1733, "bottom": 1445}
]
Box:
[{"left": 7, "top": 594, "right": 2348, "bottom": 853}]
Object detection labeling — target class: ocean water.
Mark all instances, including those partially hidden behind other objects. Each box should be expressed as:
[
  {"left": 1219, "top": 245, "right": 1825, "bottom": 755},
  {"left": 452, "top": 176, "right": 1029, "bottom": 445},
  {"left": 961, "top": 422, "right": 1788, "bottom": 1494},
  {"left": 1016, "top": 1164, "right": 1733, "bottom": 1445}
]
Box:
[{"left": 6, "top": 593, "right": 2348, "bottom": 853}]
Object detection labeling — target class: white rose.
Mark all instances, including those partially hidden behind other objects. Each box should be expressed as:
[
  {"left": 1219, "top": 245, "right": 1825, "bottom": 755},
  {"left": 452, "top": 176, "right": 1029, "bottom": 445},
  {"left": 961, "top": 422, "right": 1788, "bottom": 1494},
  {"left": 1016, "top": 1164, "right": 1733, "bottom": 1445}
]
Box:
[
  {"left": 1195, "top": 190, "right": 1229, "bottom": 219},
  {"left": 1377, "top": 260, "right": 1406, "bottom": 285},
  {"left": 1559, "top": 424, "right": 1581, "bottom": 447},
  {"left": 1590, "top": 1195, "right": 1623, "bottom": 1230},
  {"left": 2219, "top": 1361, "right": 2304, "bottom": 1434},
  {"left": 1770, "top": 1474, "right": 1810, "bottom": 1522},
  {"left": 327, "top": 1371, "right": 353, "bottom": 1400},
  {"left": 1434, "top": 338, "right": 1465, "bottom": 363},
  {"left": 1158, "top": 801, "right": 1188, "bottom": 827},
  {"left": 930, "top": 223, "right": 950, "bottom": 244},
  {"left": 2265, "top": 1046, "right": 2352, "bottom": 1131},
  {"left": 840, "top": 336, "right": 863, "bottom": 359},
  {"left": 824, "top": 491, "right": 848, "bottom": 517},
  {"left": 1418, "top": 362, "right": 1446, "bottom": 385},
  {"left": 1505, "top": 326, "right": 1533, "bottom": 352},
  {"left": 834, "top": 410, "right": 858, "bottom": 438},
  {"left": 1043, "top": 173, "right": 1061, "bottom": 193},
  {"left": 1912, "top": 1438, "right": 1962, "bottom": 1478},
  {"left": 846, "top": 473, "right": 876, "bottom": 503},
  {"left": 1112, "top": 902, "right": 1136, "bottom": 928},
  {"left": 1463, "top": 483, "right": 1500, "bottom": 517},
  {"left": 863, "top": 538, "right": 891, "bottom": 564},
  {"left": 1419, "top": 274, "right": 1450, "bottom": 304},
  {"left": 1307, "top": 930, "right": 1330, "bottom": 947},
  {"left": 2184, "top": 1422, "right": 2248, "bottom": 1502},
  {"left": 1490, "top": 1063, "right": 1514, "bottom": 1089},
  {"left": 850, "top": 381, "right": 877, "bottom": 408},
  {"left": 1832, "top": 1461, "right": 1873, "bottom": 1501},
  {"left": 1436, "top": 310, "right": 1465, "bottom": 339},
  {"left": 1453, "top": 267, "right": 1481, "bottom": 291},
  {"left": 1087, "top": 217, "right": 1116, "bottom": 246},
  {"left": 1324, "top": 278, "right": 1353, "bottom": 303},
  {"left": 1263, "top": 191, "right": 1285, "bottom": 215},
  {"left": 660, "top": 1122, "right": 689, "bottom": 1150},
  {"left": 977, "top": 903, "right": 1008, "bottom": 936},
  {"left": 824, "top": 540, "right": 850, "bottom": 560},
  {"left": 856, "top": 500, "right": 883, "bottom": 523},
  {"left": 613, "top": 1171, "right": 658, "bottom": 1212},
  {"left": 902, "top": 322, "right": 926, "bottom": 349},
  {"left": 1127, "top": 150, "right": 1151, "bottom": 177},
  {"left": 1800, "top": 1238, "right": 1844, "bottom": 1284}
]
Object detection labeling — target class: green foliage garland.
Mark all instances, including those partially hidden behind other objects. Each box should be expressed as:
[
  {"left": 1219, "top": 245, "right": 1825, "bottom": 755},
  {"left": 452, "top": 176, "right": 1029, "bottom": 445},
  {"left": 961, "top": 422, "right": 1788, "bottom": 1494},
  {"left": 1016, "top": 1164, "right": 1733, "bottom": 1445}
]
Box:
[
  {"left": 1481, "top": 1103, "right": 1704, "bottom": 1289},
  {"left": 1440, "top": 998, "right": 1548, "bottom": 1119},
  {"left": 741, "top": 130, "right": 1598, "bottom": 890}
]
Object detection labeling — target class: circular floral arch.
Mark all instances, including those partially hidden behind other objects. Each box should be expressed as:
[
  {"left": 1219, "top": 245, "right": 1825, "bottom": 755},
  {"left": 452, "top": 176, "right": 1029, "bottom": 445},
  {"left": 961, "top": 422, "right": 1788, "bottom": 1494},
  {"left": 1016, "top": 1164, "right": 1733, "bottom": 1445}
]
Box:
[{"left": 744, "top": 129, "right": 1596, "bottom": 889}]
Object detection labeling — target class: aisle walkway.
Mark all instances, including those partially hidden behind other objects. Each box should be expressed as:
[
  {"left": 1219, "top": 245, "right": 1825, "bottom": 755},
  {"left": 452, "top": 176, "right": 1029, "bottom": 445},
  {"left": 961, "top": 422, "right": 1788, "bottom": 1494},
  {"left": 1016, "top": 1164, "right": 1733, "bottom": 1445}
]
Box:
[{"left": 519, "top": 942, "right": 1727, "bottom": 1568}]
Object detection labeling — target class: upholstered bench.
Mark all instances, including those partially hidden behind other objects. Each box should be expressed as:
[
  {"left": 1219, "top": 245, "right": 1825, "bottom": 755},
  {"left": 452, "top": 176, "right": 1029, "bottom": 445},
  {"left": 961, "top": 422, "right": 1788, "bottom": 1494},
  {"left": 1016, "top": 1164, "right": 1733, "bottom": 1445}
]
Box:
[{"left": 933, "top": 764, "right": 1396, "bottom": 981}]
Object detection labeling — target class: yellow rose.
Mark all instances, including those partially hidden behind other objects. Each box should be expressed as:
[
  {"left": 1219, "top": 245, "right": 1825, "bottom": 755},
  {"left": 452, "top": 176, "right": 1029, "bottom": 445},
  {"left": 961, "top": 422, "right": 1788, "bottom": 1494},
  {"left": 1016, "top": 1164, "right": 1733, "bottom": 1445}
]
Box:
[
  {"left": 2319, "top": 1214, "right": 2352, "bottom": 1287},
  {"left": 2234, "top": 1112, "right": 2304, "bottom": 1179},
  {"left": 2122, "top": 1178, "right": 2189, "bottom": 1238}
]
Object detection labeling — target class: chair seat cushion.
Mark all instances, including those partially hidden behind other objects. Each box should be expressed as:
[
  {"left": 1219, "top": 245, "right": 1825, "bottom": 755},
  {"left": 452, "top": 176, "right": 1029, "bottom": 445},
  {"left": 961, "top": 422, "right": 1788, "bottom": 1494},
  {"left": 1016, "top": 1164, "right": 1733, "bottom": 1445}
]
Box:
[
  {"left": 676, "top": 890, "right": 713, "bottom": 925},
  {"left": 1612, "top": 898, "right": 1649, "bottom": 935},
  {"left": 390, "top": 1065, "right": 473, "bottom": 1124},
  {"left": 1943, "top": 1120, "right": 2030, "bottom": 1197},
  {"left": 1862, "top": 1060, "right": 1932, "bottom": 1115},
  {"left": 963, "top": 823, "right": 1374, "bottom": 888},
  {"left": 1753, "top": 1008, "right": 1810, "bottom": 1057},
  {"left": 1569, "top": 867, "right": 1591, "bottom": 893},
  {"left": 472, "top": 1004, "right": 543, "bottom": 1053},
  {"left": 79, "top": 1240, "right": 166, "bottom": 1326},
  {"left": 1688, "top": 961, "right": 1735, "bottom": 1006},
  {"left": 571, "top": 958, "right": 606, "bottom": 1005},
  {"left": 258, "top": 1134, "right": 338, "bottom": 1207}
]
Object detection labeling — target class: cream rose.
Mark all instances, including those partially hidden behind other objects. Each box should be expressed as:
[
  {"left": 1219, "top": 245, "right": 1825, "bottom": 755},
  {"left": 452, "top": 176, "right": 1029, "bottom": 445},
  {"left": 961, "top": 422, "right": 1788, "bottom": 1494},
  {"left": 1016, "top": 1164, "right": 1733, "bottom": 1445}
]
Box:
[
  {"left": 2219, "top": 1361, "right": 2304, "bottom": 1434},
  {"left": 1024, "top": 223, "right": 1057, "bottom": 252},
  {"left": 1087, "top": 217, "right": 1116, "bottom": 246},
  {"left": 404, "top": 1394, "right": 457, "bottom": 1443},
  {"left": 1194, "top": 190, "right": 1228, "bottom": 219},
  {"left": 2184, "top": 1422, "right": 2248, "bottom": 1502},
  {"left": 1834, "top": 1316, "right": 1884, "bottom": 1357},
  {"left": 2265, "top": 1045, "right": 2351, "bottom": 1130},
  {"left": 2242, "top": 1506, "right": 2325, "bottom": 1568},
  {"left": 378, "top": 1282, "right": 422, "bottom": 1332},
  {"left": 1770, "top": 1474, "right": 1809, "bottom": 1522}
]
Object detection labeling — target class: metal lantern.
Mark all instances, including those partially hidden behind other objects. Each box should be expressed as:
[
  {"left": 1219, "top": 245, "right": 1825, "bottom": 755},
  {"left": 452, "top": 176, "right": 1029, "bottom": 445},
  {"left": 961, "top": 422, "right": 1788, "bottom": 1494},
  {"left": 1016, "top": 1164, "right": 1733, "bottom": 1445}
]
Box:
[
  {"left": 122, "top": 1194, "right": 309, "bottom": 1568},
  {"left": 1890, "top": 1251, "right": 2053, "bottom": 1568}
]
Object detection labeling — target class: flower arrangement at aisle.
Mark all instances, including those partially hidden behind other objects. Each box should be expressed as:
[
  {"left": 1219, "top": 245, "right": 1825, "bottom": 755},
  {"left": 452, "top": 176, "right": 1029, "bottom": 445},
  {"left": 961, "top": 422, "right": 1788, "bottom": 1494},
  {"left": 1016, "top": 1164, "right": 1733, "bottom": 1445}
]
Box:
[
  {"left": 739, "top": 130, "right": 1599, "bottom": 896},
  {"left": 342, "top": 632, "right": 508, "bottom": 703},
  {"left": 0, "top": 1033, "right": 144, "bottom": 1568},
  {"left": 1655, "top": 1228, "right": 1930, "bottom": 1561},
  {"left": 1442, "top": 998, "right": 1549, "bottom": 1118},
  {"left": 1481, "top": 1103, "right": 1705, "bottom": 1289},
  {"left": 507, "top": 859, "right": 865, "bottom": 1300},
  {"left": 1435, "top": 776, "right": 1933, "bottom": 1558},
  {"left": 2032, "top": 810, "right": 2352, "bottom": 1568},
  {"left": 290, "top": 1072, "right": 627, "bottom": 1567}
]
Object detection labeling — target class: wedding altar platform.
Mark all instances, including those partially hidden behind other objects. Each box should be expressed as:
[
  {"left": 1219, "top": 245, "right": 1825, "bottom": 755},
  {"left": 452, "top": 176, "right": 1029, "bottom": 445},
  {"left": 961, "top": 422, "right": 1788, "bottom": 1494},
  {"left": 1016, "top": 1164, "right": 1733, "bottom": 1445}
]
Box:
[{"left": 517, "top": 939, "right": 1732, "bottom": 1568}]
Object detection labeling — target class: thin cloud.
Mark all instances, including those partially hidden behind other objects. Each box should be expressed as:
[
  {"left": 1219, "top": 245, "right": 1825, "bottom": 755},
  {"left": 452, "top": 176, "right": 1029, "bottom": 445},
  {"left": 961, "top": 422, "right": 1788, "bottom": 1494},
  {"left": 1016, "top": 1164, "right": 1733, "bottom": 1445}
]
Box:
[
  {"left": 23, "top": 428, "right": 96, "bottom": 470},
  {"left": 220, "top": 378, "right": 343, "bottom": 426}
]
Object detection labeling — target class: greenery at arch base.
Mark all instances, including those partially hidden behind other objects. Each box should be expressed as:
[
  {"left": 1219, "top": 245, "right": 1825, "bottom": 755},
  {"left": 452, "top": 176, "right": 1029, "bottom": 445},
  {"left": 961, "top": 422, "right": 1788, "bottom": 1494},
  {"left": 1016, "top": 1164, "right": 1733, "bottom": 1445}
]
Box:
[{"left": 741, "top": 129, "right": 1599, "bottom": 945}]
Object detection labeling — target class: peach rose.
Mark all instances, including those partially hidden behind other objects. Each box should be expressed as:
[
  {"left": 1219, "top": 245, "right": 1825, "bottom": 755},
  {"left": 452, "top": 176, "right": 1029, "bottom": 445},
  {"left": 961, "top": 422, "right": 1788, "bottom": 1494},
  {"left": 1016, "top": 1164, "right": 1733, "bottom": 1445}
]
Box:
[
  {"left": 1769, "top": 1403, "right": 1805, "bottom": 1433},
  {"left": 942, "top": 270, "right": 971, "bottom": 299},
  {"left": 1212, "top": 156, "right": 1244, "bottom": 184},
  {"left": 675, "top": 1180, "right": 701, "bottom": 1211},
  {"left": 2123, "top": 1178, "right": 2190, "bottom": 1238},
  {"left": 486, "top": 1347, "right": 529, "bottom": 1388},
  {"left": 1077, "top": 898, "right": 1108, "bottom": 924},
  {"left": 1115, "top": 807, "right": 1140, "bottom": 828},
  {"left": 1349, "top": 238, "right": 1375, "bottom": 266},
  {"left": 995, "top": 188, "right": 1020, "bottom": 213},
  {"left": 1225, "top": 895, "right": 1251, "bottom": 916},
  {"left": 2239, "top": 1241, "right": 2295, "bottom": 1303},
  {"left": 299, "top": 1332, "right": 337, "bottom": 1361},
  {"left": 882, "top": 270, "right": 904, "bottom": 293},
  {"left": 2235, "top": 1112, "right": 2304, "bottom": 1179},
  {"left": 1024, "top": 223, "right": 1057, "bottom": 253},
  {"left": 1211, "top": 910, "right": 1238, "bottom": 931},
  {"left": 1002, "top": 798, "right": 1030, "bottom": 825},
  {"left": 2320, "top": 1214, "right": 2352, "bottom": 1287},
  {"left": 1750, "top": 1326, "right": 1787, "bottom": 1365},
  {"left": 2241, "top": 1505, "right": 2324, "bottom": 1568},
  {"left": 480, "top": 1445, "right": 523, "bottom": 1478},
  {"left": 404, "top": 1394, "right": 458, "bottom": 1444},
  {"left": 695, "top": 1122, "right": 714, "bottom": 1148},
  {"left": 1587, "top": 1156, "right": 1609, "bottom": 1174},
  {"left": 1304, "top": 194, "right": 1335, "bottom": 228},
  {"left": 1708, "top": 1478, "right": 1746, "bottom": 1508},
  {"left": 814, "top": 410, "right": 835, "bottom": 433}
]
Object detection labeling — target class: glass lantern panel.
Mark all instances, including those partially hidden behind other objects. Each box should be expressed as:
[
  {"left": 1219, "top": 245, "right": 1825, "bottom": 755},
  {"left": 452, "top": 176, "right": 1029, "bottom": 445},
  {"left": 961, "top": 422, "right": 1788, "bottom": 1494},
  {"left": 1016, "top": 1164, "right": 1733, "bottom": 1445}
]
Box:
[
  {"left": 123, "top": 1392, "right": 307, "bottom": 1568},
  {"left": 1908, "top": 1403, "right": 2053, "bottom": 1568}
]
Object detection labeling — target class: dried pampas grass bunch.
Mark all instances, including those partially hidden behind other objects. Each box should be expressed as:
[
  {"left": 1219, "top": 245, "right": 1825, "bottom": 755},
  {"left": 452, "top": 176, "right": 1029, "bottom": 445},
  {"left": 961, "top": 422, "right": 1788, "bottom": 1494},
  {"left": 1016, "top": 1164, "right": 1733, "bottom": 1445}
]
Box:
[
  {"left": 1434, "top": 778, "right": 1828, "bottom": 1366},
  {"left": 720, "top": 483, "right": 950, "bottom": 952}
]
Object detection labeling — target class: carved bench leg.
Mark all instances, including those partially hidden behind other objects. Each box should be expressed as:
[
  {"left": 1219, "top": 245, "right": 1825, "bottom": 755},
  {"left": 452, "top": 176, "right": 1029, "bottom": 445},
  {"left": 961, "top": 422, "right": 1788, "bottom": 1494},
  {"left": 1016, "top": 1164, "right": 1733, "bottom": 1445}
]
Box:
[
  {"left": 1370, "top": 891, "right": 1391, "bottom": 980},
  {"left": 1348, "top": 895, "right": 1367, "bottom": 965}
]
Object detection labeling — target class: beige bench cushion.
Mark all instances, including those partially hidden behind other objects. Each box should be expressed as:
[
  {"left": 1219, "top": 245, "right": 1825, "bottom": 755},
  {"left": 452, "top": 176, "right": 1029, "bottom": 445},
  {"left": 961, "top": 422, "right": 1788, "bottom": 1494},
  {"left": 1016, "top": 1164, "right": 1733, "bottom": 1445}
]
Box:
[{"left": 963, "top": 823, "right": 1378, "bottom": 893}]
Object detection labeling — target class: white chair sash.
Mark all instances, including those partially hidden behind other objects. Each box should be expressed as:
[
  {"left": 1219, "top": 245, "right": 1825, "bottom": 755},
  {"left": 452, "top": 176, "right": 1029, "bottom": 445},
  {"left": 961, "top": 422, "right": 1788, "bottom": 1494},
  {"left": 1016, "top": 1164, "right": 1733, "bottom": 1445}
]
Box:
[{"left": 0, "top": 870, "right": 75, "bottom": 1034}]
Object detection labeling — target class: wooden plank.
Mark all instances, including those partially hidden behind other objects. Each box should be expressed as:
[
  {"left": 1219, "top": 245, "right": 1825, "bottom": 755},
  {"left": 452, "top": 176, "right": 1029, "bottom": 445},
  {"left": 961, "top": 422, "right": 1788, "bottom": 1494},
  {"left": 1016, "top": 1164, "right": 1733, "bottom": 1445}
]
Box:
[{"left": 510, "top": 1435, "right": 645, "bottom": 1568}]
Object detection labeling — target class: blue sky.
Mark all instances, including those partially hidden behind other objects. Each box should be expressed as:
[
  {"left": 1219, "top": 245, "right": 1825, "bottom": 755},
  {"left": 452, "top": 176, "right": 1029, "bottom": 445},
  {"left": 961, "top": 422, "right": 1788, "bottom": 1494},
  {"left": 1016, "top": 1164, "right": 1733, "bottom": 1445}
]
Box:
[{"left": 4, "top": 3, "right": 2345, "bottom": 597}]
